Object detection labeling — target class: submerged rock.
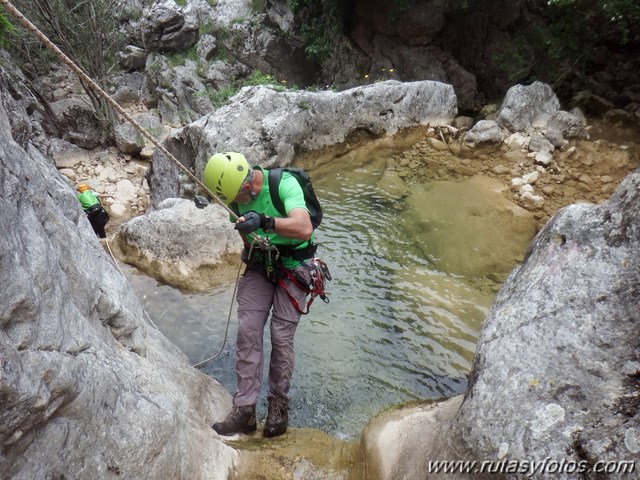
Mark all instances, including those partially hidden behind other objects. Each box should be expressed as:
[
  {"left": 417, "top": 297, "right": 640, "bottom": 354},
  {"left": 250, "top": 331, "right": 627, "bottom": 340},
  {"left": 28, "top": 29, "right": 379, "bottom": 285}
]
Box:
[{"left": 403, "top": 175, "right": 537, "bottom": 278}]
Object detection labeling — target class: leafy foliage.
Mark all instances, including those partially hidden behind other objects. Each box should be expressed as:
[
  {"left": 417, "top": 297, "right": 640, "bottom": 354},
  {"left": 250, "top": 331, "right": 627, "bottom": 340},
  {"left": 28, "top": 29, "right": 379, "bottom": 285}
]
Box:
[
  {"left": 493, "top": 0, "right": 640, "bottom": 90},
  {"left": 8, "top": 0, "right": 126, "bottom": 82},
  {"left": 5, "top": 0, "right": 129, "bottom": 142},
  {"left": 0, "top": 12, "right": 14, "bottom": 47},
  {"left": 286, "top": 0, "right": 348, "bottom": 63}
]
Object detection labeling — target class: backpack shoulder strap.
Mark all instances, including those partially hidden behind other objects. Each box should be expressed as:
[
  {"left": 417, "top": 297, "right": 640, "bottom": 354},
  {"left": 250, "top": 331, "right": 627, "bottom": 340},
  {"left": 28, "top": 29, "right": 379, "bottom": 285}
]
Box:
[
  {"left": 230, "top": 202, "right": 240, "bottom": 217},
  {"left": 268, "top": 168, "right": 286, "bottom": 217}
]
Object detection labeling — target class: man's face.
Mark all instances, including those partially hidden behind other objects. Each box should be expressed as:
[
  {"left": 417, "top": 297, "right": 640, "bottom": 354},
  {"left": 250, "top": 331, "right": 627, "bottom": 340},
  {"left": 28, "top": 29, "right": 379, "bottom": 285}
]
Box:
[{"left": 233, "top": 184, "right": 253, "bottom": 204}]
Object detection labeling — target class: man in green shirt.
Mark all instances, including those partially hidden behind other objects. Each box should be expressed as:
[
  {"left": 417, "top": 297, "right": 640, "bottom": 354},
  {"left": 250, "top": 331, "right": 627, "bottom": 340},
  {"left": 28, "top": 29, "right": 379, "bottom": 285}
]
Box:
[
  {"left": 76, "top": 183, "right": 114, "bottom": 238},
  {"left": 205, "top": 152, "right": 316, "bottom": 438}
]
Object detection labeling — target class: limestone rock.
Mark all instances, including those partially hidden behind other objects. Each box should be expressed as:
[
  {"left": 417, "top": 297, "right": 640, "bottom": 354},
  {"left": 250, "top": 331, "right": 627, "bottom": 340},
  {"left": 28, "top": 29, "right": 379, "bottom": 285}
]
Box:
[
  {"left": 454, "top": 169, "right": 640, "bottom": 470},
  {"left": 496, "top": 81, "right": 560, "bottom": 132},
  {"left": 548, "top": 108, "right": 589, "bottom": 139},
  {"left": 116, "top": 45, "right": 148, "bottom": 72},
  {"left": 376, "top": 169, "right": 409, "bottom": 201},
  {"left": 362, "top": 397, "right": 465, "bottom": 480},
  {"left": 49, "top": 97, "right": 101, "bottom": 149},
  {"left": 148, "top": 80, "right": 458, "bottom": 205},
  {"left": 463, "top": 120, "right": 505, "bottom": 147},
  {"left": 139, "top": 0, "right": 198, "bottom": 53},
  {"left": 0, "top": 61, "right": 235, "bottom": 479},
  {"left": 403, "top": 175, "right": 537, "bottom": 278},
  {"left": 115, "top": 122, "right": 145, "bottom": 154},
  {"left": 112, "top": 199, "right": 242, "bottom": 292}
]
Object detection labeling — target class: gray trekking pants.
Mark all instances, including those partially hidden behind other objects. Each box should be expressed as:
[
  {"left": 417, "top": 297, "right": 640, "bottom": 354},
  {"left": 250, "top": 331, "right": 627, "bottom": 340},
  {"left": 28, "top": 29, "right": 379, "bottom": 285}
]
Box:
[{"left": 233, "top": 264, "right": 310, "bottom": 407}]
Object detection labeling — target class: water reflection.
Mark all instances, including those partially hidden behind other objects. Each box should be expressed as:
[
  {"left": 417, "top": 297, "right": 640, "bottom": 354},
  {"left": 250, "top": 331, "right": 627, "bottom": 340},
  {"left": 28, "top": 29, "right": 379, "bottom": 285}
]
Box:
[{"left": 124, "top": 156, "right": 496, "bottom": 440}]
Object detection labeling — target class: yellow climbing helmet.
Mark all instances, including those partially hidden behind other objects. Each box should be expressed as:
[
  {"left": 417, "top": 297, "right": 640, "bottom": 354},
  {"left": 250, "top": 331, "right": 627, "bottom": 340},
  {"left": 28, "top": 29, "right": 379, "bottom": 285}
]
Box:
[
  {"left": 203, "top": 152, "right": 250, "bottom": 204},
  {"left": 77, "top": 183, "right": 90, "bottom": 193}
]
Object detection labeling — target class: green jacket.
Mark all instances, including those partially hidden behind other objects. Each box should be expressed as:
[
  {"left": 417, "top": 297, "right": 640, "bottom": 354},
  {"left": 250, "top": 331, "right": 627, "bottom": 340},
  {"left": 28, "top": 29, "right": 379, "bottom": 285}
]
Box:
[{"left": 77, "top": 190, "right": 100, "bottom": 211}]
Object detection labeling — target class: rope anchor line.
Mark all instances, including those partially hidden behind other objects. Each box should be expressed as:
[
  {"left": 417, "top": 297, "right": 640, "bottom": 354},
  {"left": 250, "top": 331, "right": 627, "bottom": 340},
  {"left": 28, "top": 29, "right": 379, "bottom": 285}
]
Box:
[{"left": 0, "top": 0, "right": 251, "bottom": 222}]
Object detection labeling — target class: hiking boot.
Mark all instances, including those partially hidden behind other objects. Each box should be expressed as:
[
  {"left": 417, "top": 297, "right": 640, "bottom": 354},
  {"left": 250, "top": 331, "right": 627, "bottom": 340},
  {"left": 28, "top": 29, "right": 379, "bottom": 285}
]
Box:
[
  {"left": 212, "top": 405, "right": 257, "bottom": 436},
  {"left": 263, "top": 398, "right": 288, "bottom": 438}
]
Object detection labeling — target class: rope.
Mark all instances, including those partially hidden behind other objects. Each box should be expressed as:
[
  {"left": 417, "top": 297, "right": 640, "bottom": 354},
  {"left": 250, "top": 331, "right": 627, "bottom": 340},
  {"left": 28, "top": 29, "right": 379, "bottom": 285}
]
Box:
[
  {"left": 0, "top": 1, "right": 228, "bottom": 209},
  {"left": 103, "top": 236, "right": 162, "bottom": 333},
  {"left": 0, "top": 0, "right": 270, "bottom": 251},
  {"left": 192, "top": 259, "right": 243, "bottom": 368},
  {"left": 192, "top": 238, "right": 264, "bottom": 367}
]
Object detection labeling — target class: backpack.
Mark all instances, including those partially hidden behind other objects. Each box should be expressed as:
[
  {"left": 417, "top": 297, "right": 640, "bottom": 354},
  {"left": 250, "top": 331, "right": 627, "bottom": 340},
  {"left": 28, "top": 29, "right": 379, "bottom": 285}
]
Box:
[{"left": 268, "top": 168, "right": 323, "bottom": 229}]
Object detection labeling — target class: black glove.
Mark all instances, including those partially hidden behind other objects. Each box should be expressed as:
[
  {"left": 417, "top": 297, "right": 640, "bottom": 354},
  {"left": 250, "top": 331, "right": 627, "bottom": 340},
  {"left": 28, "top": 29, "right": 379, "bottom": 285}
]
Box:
[{"left": 234, "top": 211, "right": 274, "bottom": 234}]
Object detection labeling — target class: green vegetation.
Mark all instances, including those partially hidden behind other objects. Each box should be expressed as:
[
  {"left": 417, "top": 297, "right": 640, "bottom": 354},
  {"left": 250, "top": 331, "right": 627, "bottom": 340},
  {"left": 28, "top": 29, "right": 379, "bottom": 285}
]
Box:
[
  {"left": 493, "top": 0, "right": 640, "bottom": 87},
  {"left": 251, "top": 0, "right": 266, "bottom": 13},
  {"left": 167, "top": 47, "right": 200, "bottom": 67},
  {"left": 4, "top": 0, "right": 128, "bottom": 142},
  {"left": 244, "top": 70, "right": 275, "bottom": 86},
  {"left": 201, "top": 70, "right": 292, "bottom": 110},
  {"left": 286, "top": 0, "right": 348, "bottom": 63},
  {"left": 206, "top": 83, "right": 239, "bottom": 109},
  {"left": 0, "top": 13, "right": 14, "bottom": 47},
  {"left": 286, "top": 0, "right": 429, "bottom": 63},
  {"left": 199, "top": 22, "right": 217, "bottom": 36}
]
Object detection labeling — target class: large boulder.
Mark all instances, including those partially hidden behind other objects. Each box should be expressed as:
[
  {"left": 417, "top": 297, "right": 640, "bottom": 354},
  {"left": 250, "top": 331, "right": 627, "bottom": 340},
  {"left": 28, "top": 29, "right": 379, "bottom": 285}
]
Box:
[
  {"left": 454, "top": 169, "right": 640, "bottom": 468},
  {"left": 496, "top": 81, "right": 561, "bottom": 132},
  {"left": 138, "top": 0, "right": 198, "bottom": 53},
  {"left": 112, "top": 198, "right": 242, "bottom": 292},
  {"left": 49, "top": 97, "right": 102, "bottom": 149},
  {"left": 148, "top": 80, "right": 458, "bottom": 205},
  {"left": 145, "top": 54, "right": 216, "bottom": 127},
  {"left": 0, "top": 58, "right": 235, "bottom": 480}
]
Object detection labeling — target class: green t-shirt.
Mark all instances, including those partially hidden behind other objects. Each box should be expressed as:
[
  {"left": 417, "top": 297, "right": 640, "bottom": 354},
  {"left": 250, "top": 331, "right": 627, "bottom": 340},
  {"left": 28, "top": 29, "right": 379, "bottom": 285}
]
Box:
[
  {"left": 234, "top": 167, "right": 314, "bottom": 269},
  {"left": 77, "top": 190, "right": 100, "bottom": 210}
]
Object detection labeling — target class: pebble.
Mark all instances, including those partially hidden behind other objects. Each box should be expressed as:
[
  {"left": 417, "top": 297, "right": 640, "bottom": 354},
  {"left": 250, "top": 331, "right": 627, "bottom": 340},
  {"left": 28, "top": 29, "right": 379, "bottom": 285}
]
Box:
[
  {"left": 521, "top": 191, "right": 545, "bottom": 209},
  {"left": 492, "top": 165, "right": 510, "bottom": 175},
  {"left": 522, "top": 171, "right": 540, "bottom": 185},
  {"left": 519, "top": 184, "right": 534, "bottom": 195},
  {"left": 579, "top": 174, "right": 593, "bottom": 185},
  {"left": 534, "top": 152, "right": 553, "bottom": 166}
]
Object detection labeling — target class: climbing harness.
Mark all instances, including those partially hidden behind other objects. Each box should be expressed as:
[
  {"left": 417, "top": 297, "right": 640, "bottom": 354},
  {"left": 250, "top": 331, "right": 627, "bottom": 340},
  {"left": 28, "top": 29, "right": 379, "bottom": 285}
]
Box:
[
  {"left": 278, "top": 257, "right": 332, "bottom": 314},
  {"left": 240, "top": 238, "right": 332, "bottom": 314},
  {"left": 261, "top": 240, "right": 333, "bottom": 315}
]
